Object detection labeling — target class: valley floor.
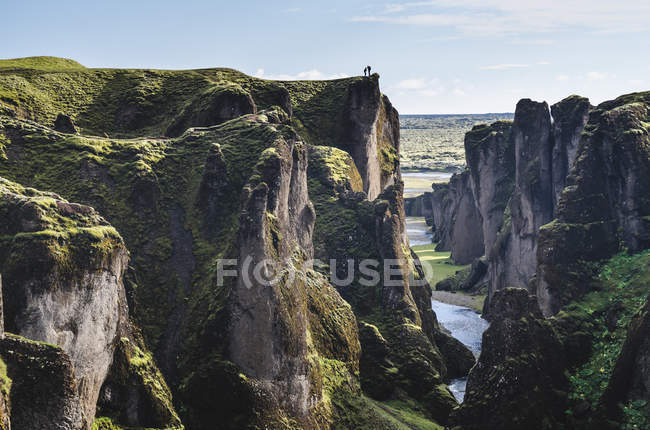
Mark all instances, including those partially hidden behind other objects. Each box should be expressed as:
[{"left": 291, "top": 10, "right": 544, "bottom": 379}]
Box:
[{"left": 411, "top": 243, "right": 485, "bottom": 312}]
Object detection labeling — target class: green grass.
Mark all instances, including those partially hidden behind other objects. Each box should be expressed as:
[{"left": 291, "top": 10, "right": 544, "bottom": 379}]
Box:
[
  {"left": 377, "top": 399, "right": 444, "bottom": 430},
  {"left": 411, "top": 243, "right": 469, "bottom": 286},
  {"left": 0, "top": 56, "right": 86, "bottom": 71},
  {"left": 561, "top": 250, "right": 650, "bottom": 429}
]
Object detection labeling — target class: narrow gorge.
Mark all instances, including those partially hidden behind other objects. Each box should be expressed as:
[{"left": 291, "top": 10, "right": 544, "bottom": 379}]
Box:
[{"left": 0, "top": 56, "right": 648, "bottom": 430}]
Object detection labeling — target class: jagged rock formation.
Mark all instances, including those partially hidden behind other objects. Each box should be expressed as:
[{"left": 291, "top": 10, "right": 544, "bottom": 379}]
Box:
[
  {"left": 487, "top": 99, "right": 555, "bottom": 300},
  {"left": 464, "top": 121, "right": 514, "bottom": 257},
  {"left": 430, "top": 96, "right": 591, "bottom": 310},
  {"left": 0, "top": 177, "right": 127, "bottom": 426},
  {"left": 404, "top": 192, "right": 432, "bottom": 218},
  {"left": 451, "top": 288, "right": 567, "bottom": 430},
  {"left": 308, "top": 144, "right": 473, "bottom": 422},
  {"left": 537, "top": 93, "right": 650, "bottom": 315},
  {"left": 0, "top": 57, "right": 457, "bottom": 429},
  {"left": 487, "top": 97, "right": 591, "bottom": 310},
  {"left": 430, "top": 170, "right": 483, "bottom": 264},
  {"left": 0, "top": 334, "right": 85, "bottom": 430},
  {"left": 337, "top": 75, "right": 400, "bottom": 200},
  {"left": 0, "top": 176, "right": 179, "bottom": 429},
  {"left": 453, "top": 92, "right": 650, "bottom": 430},
  {"left": 430, "top": 182, "right": 452, "bottom": 248}
]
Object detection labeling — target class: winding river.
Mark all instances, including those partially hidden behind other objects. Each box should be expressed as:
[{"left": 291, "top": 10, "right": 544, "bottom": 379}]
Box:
[{"left": 405, "top": 216, "right": 489, "bottom": 402}]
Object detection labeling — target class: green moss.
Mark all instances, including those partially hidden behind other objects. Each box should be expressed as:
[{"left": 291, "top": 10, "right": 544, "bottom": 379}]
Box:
[
  {"left": 0, "top": 133, "right": 7, "bottom": 161},
  {"left": 411, "top": 243, "right": 470, "bottom": 286},
  {"left": 0, "top": 58, "right": 424, "bottom": 427},
  {"left": 0, "top": 56, "right": 86, "bottom": 71},
  {"left": 559, "top": 250, "right": 650, "bottom": 427},
  {"left": 0, "top": 358, "right": 11, "bottom": 397},
  {"left": 319, "top": 355, "right": 443, "bottom": 430},
  {"left": 309, "top": 145, "right": 363, "bottom": 192}
]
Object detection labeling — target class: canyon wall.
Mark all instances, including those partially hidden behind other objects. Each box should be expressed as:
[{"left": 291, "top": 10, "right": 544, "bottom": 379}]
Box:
[
  {"left": 0, "top": 59, "right": 463, "bottom": 429},
  {"left": 430, "top": 95, "right": 591, "bottom": 313},
  {"left": 454, "top": 92, "right": 650, "bottom": 429}
]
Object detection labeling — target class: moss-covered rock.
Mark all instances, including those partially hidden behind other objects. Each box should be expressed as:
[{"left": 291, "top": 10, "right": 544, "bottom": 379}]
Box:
[
  {"left": 0, "top": 57, "right": 454, "bottom": 429},
  {"left": 452, "top": 288, "right": 568, "bottom": 430},
  {"left": 0, "top": 176, "right": 129, "bottom": 426},
  {"left": 0, "top": 333, "right": 85, "bottom": 429},
  {"left": 454, "top": 251, "right": 650, "bottom": 429},
  {"left": 537, "top": 92, "right": 650, "bottom": 315},
  {"left": 96, "top": 335, "right": 182, "bottom": 429},
  {"left": 307, "top": 142, "right": 472, "bottom": 423}
]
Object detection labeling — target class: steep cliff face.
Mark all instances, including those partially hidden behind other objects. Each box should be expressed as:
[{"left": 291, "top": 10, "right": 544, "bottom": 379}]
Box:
[
  {"left": 488, "top": 99, "right": 554, "bottom": 298},
  {"left": 404, "top": 192, "right": 432, "bottom": 219},
  {"left": 430, "top": 182, "right": 452, "bottom": 248},
  {"left": 453, "top": 92, "right": 650, "bottom": 429},
  {"left": 0, "top": 176, "right": 179, "bottom": 429},
  {"left": 430, "top": 171, "right": 483, "bottom": 264},
  {"left": 0, "top": 334, "right": 85, "bottom": 430},
  {"left": 228, "top": 123, "right": 319, "bottom": 420},
  {"left": 448, "top": 171, "right": 484, "bottom": 265},
  {"left": 338, "top": 76, "right": 400, "bottom": 200},
  {"left": 0, "top": 177, "right": 128, "bottom": 427},
  {"left": 452, "top": 288, "right": 567, "bottom": 430},
  {"left": 550, "top": 96, "right": 591, "bottom": 210},
  {"left": 456, "top": 250, "right": 650, "bottom": 430},
  {"left": 0, "top": 58, "right": 447, "bottom": 429},
  {"left": 464, "top": 121, "right": 514, "bottom": 253},
  {"left": 308, "top": 141, "right": 471, "bottom": 423},
  {"left": 537, "top": 92, "right": 650, "bottom": 315},
  {"left": 482, "top": 96, "right": 591, "bottom": 312}
]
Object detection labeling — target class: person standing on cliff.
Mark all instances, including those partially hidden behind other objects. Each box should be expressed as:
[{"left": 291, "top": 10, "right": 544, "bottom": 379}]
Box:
[
  {"left": 363, "top": 66, "right": 368, "bottom": 76},
  {"left": 367, "top": 65, "right": 371, "bottom": 76}
]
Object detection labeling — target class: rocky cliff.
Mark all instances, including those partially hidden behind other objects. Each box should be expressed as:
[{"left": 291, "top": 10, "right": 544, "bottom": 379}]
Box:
[
  {"left": 537, "top": 92, "right": 650, "bottom": 315},
  {"left": 429, "top": 171, "right": 484, "bottom": 264},
  {"left": 0, "top": 57, "right": 460, "bottom": 429},
  {"left": 431, "top": 95, "right": 591, "bottom": 311},
  {"left": 486, "top": 97, "right": 590, "bottom": 305},
  {"left": 452, "top": 92, "right": 650, "bottom": 429},
  {"left": 404, "top": 192, "right": 432, "bottom": 219},
  {"left": 0, "top": 176, "right": 179, "bottom": 429},
  {"left": 464, "top": 121, "right": 514, "bottom": 262}
]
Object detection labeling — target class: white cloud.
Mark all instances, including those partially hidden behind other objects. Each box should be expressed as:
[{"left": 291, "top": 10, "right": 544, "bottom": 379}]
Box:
[
  {"left": 556, "top": 74, "right": 570, "bottom": 81},
  {"left": 393, "top": 77, "right": 445, "bottom": 97},
  {"left": 350, "top": 1, "right": 650, "bottom": 36},
  {"left": 510, "top": 39, "right": 555, "bottom": 45},
  {"left": 587, "top": 71, "right": 608, "bottom": 81},
  {"left": 395, "top": 78, "right": 429, "bottom": 90},
  {"left": 479, "top": 63, "right": 529, "bottom": 70},
  {"left": 537, "top": 61, "right": 551, "bottom": 65},
  {"left": 629, "top": 79, "right": 644, "bottom": 85},
  {"left": 284, "top": 8, "right": 301, "bottom": 13},
  {"left": 254, "top": 69, "right": 348, "bottom": 81},
  {"left": 453, "top": 88, "right": 466, "bottom": 96}
]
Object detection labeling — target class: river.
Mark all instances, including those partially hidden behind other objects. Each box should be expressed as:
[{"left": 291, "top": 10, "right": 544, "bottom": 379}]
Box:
[{"left": 405, "top": 216, "right": 489, "bottom": 402}]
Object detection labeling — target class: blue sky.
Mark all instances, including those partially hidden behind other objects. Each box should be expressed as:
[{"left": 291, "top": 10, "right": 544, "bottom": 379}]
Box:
[{"left": 2, "top": 0, "right": 649, "bottom": 113}]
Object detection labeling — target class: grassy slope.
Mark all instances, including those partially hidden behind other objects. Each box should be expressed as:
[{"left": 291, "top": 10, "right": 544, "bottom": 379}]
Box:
[
  {"left": 0, "top": 56, "right": 86, "bottom": 71},
  {"left": 412, "top": 243, "right": 485, "bottom": 311},
  {"left": 560, "top": 251, "right": 650, "bottom": 429},
  {"left": 412, "top": 243, "right": 468, "bottom": 285}
]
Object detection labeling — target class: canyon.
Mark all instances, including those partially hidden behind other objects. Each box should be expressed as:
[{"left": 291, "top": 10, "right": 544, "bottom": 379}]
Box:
[{"left": 0, "top": 56, "right": 648, "bottom": 429}]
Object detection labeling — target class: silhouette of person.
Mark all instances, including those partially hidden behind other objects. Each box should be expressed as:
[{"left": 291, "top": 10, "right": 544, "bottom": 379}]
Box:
[
  {"left": 363, "top": 66, "right": 368, "bottom": 76},
  {"left": 367, "top": 65, "right": 371, "bottom": 76}
]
